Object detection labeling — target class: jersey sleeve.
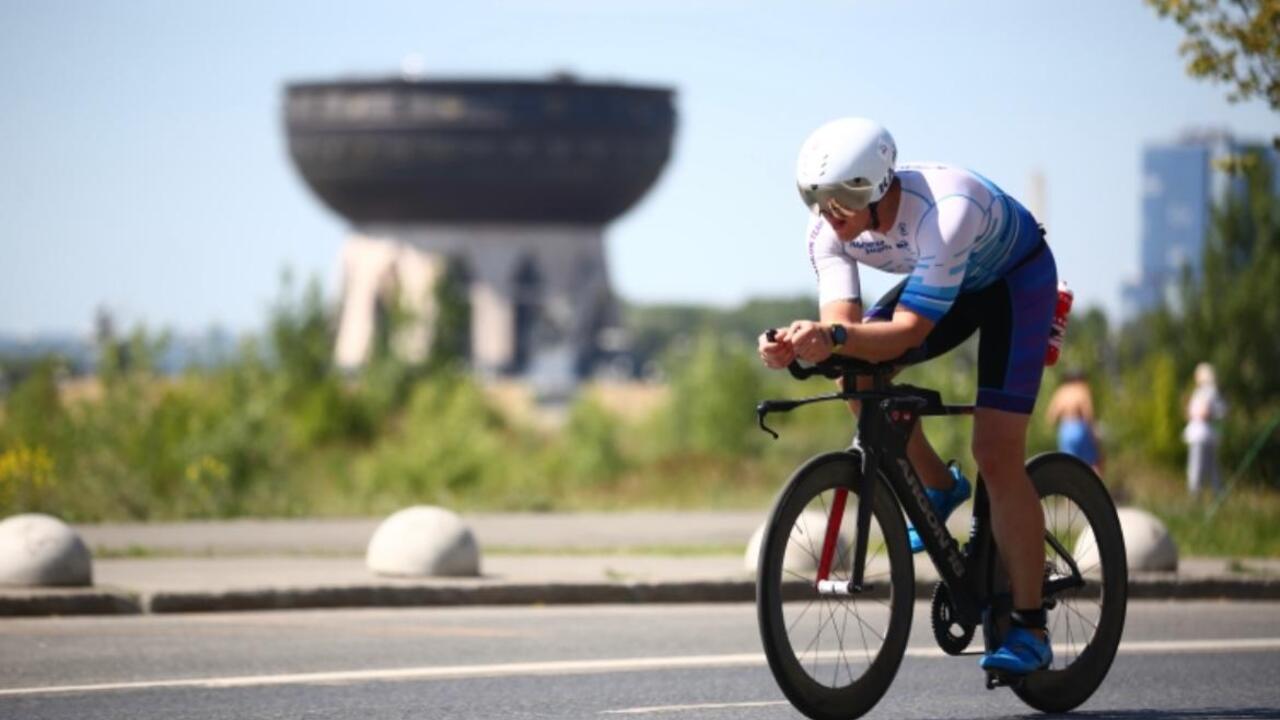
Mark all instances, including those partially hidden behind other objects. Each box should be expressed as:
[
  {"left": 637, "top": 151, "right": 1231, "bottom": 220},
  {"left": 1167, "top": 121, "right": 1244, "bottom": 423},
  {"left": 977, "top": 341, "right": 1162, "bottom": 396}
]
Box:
[
  {"left": 899, "top": 194, "right": 987, "bottom": 321},
  {"left": 807, "top": 217, "right": 861, "bottom": 307}
]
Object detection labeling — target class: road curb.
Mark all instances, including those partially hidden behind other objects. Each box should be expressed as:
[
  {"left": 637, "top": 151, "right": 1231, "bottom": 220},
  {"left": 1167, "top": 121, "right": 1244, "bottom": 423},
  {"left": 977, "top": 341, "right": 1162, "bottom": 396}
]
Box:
[
  {"left": 3, "top": 576, "right": 1279, "bottom": 617},
  {"left": 1127, "top": 576, "right": 1280, "bottom": 601},
  {"left": 0, "top": 589, "right": 141, "bottom": 616},
  {"left": 142, "top": 581, "right": 759, "bottom": 613}
]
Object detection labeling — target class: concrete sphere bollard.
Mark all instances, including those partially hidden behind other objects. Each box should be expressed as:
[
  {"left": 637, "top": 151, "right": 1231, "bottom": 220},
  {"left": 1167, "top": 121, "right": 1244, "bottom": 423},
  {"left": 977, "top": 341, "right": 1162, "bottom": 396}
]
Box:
[
  {"left": 1075, "top": 507, "right": 1178, "bottom": 573},
  {"left": 366, "top": 506, "right": 481, "bottom": 577},
  {"left": 745, "top": 512, "right": 852, "bottom": 575},
  {"left": 0, "top": 513, "right": 93, "bottom": 587}
]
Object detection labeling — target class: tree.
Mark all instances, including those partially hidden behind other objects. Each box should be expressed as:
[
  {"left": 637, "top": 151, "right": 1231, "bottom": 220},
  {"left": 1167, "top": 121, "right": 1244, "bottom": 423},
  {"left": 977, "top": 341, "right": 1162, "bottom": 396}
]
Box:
[
  {"left": 1146, "top": 0, "right": 1280, "bottom": 137},
  {"left": 1163, "top": 148, "right": 1280, "bottom": 480},
  {"left": 428, "top": 256, "right": 472, "bottom": 369}
]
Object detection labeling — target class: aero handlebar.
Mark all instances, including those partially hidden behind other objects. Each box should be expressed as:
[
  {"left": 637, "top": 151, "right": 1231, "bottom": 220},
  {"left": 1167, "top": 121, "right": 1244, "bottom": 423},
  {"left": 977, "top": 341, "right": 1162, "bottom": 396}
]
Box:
[{"left": 763, "top": 328, "right": 909, "bottom": 380}]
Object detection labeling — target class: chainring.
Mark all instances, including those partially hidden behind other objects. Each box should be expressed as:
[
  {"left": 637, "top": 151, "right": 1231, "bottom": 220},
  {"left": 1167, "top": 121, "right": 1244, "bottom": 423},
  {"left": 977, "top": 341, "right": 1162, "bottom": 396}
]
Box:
[{"left": 930, "top": 581, "right": 976, "bottom": 655}]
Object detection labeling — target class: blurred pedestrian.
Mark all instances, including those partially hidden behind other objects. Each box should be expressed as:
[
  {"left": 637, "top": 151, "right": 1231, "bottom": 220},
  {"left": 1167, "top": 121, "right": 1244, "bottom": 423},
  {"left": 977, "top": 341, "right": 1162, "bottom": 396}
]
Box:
[
  {"left": 1046, "top": 369, "right": 1103, "bottom": 474},
  {"left": 1183, "top": 362, "right": 1227, "bottom": 496}
]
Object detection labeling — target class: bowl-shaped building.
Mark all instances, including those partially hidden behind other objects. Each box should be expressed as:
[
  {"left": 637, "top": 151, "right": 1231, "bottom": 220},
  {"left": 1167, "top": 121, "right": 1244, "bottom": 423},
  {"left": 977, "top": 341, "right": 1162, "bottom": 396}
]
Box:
[{"left": 284, "top": 76, "right": 675, "bottom": 225}]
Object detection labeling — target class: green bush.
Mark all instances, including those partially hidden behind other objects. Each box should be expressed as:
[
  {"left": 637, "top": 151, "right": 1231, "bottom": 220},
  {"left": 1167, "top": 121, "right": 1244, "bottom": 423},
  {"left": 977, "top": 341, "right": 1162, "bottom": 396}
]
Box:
[
  {"left": 558, "top": 395, "right": 627, "bottom": 487},
  {"left": 656, "top": 332, "right": 767, "bottom": 458},
  {"left": 352, "top": 370, "right": 514, "bottom": 510}
]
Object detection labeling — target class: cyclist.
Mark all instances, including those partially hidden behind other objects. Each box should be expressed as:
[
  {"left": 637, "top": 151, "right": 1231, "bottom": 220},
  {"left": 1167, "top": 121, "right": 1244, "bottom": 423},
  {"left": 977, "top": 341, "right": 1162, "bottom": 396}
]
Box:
[{"left": 758, "top": 117, "right": 1057, "bottom": 675}]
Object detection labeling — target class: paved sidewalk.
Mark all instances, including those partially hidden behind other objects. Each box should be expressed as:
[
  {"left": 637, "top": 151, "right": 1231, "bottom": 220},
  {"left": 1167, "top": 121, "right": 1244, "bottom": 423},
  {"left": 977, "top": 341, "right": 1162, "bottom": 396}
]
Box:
[
  {"left": 72, "top": 511, "right": 772, "bottom": 556},
  {"left": 2, "top": 513, "right": 1278, "bottom": 616}
]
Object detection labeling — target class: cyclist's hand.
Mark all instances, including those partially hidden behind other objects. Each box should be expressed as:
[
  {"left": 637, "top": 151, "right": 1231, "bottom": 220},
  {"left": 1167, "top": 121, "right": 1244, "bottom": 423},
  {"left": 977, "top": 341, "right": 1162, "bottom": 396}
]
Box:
[
  {"left": 758, "top": 330, "right": 796, "bottom": 369},
  {"left": 789, "top": 320, "right": 833, "bottom": 363}
]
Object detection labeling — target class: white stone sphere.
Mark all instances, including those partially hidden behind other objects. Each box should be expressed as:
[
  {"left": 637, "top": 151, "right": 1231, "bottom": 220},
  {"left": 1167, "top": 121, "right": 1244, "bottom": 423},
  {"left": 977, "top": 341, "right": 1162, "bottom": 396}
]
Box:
[
  {"left": 0, "top": 513, "right": 93, "bottom": 587},
  {"left": 366, "top": 506, "right": 481, "bottom": 577},
  {"left": 1075, "top": 507, "right": 1178, "bottom": 573},
  {"left": 745, "top": 512, "right": 852, "bottom": 574}
]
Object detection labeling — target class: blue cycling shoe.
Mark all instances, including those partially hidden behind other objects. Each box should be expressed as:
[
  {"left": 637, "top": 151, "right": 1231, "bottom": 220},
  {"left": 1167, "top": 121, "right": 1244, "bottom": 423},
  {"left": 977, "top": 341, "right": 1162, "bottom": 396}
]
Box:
[
  {"left": 980, "top": 627, "right": 1053, "bottom": 674},
  {"left": 906, "top": 464, "right": 971, "bottom": 553}
]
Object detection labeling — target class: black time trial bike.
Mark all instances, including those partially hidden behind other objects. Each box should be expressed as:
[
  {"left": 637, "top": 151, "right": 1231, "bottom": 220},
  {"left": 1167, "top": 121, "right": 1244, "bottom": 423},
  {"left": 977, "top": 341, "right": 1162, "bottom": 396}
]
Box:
[{"left": 753, "top": 342, "right": 1128, "bottom": 720}]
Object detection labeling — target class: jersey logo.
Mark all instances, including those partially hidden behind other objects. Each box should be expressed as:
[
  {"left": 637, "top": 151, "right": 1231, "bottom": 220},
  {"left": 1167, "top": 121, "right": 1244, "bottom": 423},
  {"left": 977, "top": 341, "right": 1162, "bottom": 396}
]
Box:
[
  {"left": 853, "top": 238, "right": 890, "bottom": 255},
  {"left": 898, "top": 222, "right": 908, "bottom": 236}
]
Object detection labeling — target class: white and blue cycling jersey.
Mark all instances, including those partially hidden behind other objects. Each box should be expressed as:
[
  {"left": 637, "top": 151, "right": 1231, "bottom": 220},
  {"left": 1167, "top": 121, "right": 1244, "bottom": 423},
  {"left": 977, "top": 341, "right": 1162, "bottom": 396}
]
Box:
[{"left": 807, "top": 163, "right": 1044, "bottom": 322}]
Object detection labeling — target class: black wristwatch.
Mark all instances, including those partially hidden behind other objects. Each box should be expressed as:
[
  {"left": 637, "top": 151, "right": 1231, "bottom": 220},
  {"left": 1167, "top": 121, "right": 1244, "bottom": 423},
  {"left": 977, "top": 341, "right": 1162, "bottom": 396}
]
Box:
[{"left": 828, "top": 323, "right": 848, "bottom": 350}]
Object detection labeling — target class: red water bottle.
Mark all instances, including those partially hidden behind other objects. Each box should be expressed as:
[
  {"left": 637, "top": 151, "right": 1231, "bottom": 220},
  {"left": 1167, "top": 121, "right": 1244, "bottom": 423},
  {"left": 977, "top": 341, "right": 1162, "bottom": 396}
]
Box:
[{"left": 1045, "top": 281, "right": 1073, "bottom": 366}]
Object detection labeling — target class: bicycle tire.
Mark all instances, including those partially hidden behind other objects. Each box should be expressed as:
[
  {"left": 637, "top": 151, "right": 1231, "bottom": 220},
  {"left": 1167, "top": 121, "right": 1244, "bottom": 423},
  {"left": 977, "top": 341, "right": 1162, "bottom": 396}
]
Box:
[
  {"left": 1010, "top": 452, "right": 1129, "bottom": 713},
  {"left": 756, "top": 451, "right": 915, "bottom": 720}
]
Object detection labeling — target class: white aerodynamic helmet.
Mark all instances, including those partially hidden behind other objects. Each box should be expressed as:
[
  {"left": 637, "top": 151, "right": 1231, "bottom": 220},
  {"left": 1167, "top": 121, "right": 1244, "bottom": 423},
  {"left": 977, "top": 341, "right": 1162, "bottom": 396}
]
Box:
[{"left": 795, "top": 117, "right": 897, "bottom": 214}]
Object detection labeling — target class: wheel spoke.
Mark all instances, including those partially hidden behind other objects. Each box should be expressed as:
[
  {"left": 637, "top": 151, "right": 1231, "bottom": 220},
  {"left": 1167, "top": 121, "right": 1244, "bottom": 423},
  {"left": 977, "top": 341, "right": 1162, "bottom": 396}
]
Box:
[
  {"left": 785, "top": 597, "right": 818, "bottom": 636},
  {"left": 1061, "top": 599, "right": 1099, "bottom": 634},
  {"left": 841, "top": 601, "right": 887, "bottom": 644},
  {"left": 799, "top": 599, "right": 829, "bottom": 667},
  {"left": 784, "top": 568, "right": 813, "bottom": 583},
  {"left": 849, "top": 600, "right": 874, "bottom": 667},
  {"left": 791, "top": 513, "right": 822, "bottom": 567},
  {"left": 835, "top": 600, "right": 854, "bottom": 685}
]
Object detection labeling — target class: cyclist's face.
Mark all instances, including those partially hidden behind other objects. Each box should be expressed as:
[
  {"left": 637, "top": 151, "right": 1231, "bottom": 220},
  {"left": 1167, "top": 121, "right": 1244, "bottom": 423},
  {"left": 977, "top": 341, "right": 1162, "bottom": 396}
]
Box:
[{"left": 820, "top": 198, "right": 872, "bottom": 241}]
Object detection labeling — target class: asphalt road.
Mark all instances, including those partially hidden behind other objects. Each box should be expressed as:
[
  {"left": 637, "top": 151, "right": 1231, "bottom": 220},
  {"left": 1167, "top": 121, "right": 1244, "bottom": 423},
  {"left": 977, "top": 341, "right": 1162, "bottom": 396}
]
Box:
[{"left": 2, "top": 601, "right": 1278, "bottom": 719}]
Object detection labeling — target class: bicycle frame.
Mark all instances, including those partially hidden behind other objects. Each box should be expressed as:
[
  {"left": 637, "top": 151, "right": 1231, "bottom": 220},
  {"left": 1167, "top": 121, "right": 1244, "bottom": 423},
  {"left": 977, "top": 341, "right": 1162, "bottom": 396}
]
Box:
[{"left": 757, "top": 368, "right": 988, "bottom": 626}]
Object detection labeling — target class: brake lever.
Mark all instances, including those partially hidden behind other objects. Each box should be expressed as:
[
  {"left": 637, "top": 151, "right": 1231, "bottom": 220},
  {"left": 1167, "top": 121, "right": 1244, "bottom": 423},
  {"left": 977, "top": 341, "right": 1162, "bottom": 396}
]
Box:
[
  {"left": 755, "top": 399, "right": 801, "bottom": 439},
  {"left": 756, "top": 402, "right": 779, "bottom": 440}
]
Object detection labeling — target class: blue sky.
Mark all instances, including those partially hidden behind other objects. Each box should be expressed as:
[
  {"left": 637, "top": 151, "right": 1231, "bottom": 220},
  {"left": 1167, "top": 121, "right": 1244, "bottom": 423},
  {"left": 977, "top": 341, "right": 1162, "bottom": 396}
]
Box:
[{"left": 1, "top": 0, "right": 1275, "bottom": 336}]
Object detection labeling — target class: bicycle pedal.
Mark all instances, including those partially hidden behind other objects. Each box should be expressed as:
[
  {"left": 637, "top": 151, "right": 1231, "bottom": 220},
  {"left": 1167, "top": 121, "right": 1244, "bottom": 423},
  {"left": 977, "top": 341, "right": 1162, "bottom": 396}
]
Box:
[{"left": 984, "top": 670, "right": 1026, "bottom": 691}]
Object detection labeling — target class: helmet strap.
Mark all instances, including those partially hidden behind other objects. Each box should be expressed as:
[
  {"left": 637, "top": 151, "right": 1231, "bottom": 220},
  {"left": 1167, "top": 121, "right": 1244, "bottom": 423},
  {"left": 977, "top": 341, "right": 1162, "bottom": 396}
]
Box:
[{"left": 868, "top": 202, "right": 881, "bottom": 230}]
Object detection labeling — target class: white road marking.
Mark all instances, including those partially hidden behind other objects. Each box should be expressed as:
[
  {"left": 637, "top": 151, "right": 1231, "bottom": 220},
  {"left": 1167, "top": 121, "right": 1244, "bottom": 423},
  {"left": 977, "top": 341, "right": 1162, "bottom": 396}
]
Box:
[
  {"left": 2, "top": 637, "right": 1278, "bottom": 699},
  {"left": 602, "top": 701, "right": 789, "bottom": 715},
  {"left": 0, "top": 653, "right": 766, "bottom": 697}
]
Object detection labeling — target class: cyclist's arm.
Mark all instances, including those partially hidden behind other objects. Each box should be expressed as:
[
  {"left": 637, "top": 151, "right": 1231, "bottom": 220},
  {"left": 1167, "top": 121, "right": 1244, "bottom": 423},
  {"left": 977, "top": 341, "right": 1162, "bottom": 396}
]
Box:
[
  {"left": 819, "top": 299, "right": 862, "bottom": 327},
  {"left": 830, "top": 308, "right": 934, "bottom": 362},
  {"left": 763, "top": 219, "right": 861, "bottom": 367},
  {"left": 783, "top": 219, "right": 872, "bottom": 360}
]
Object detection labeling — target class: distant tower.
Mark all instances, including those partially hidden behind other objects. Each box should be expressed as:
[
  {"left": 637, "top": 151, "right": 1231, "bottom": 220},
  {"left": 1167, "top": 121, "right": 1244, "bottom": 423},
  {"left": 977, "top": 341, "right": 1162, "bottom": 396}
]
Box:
[
  {"left": 1027, "top": 168, "right": 1047, "bottom": 226},
  {"left": 1121, "top": 130, "right": 1280, "bottom": 318},
  {"left": 283, "top": 75, "right": 676, "bottom": 378}
]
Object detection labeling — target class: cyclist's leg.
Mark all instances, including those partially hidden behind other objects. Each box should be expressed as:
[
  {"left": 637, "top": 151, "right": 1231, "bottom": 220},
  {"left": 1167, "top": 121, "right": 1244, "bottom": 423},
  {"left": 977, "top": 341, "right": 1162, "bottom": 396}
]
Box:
[
  {"left": 973, "top": 407, "right": 1043, "bottom": 613},
  {"left": 971, "top": 241, "right": 1057, "bottom": 668},
  {"left": 859, "top": 279, "right": 979, "bottom": 491}
]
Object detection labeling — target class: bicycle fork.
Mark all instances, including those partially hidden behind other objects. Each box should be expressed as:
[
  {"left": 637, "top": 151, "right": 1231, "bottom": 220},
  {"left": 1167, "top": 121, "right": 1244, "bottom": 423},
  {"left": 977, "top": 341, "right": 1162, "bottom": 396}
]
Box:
[{"left": 815, "top": 446, "right": 877, "bottom": 595}]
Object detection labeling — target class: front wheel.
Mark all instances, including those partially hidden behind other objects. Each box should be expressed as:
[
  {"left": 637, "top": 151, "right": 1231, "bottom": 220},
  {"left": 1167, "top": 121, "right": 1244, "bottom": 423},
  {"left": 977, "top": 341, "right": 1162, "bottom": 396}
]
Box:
[
  {"left": 756, "top": 451, "right": 915, "bottom": 720},
  {"left": 1011, "top": 452, "right": 1129, "bottom": 713}
]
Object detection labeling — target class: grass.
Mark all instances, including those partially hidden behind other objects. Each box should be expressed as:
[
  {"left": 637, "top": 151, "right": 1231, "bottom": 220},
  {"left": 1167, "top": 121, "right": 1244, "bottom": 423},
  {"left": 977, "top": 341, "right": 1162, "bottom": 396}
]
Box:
[
  {"left": 90, "top": 543, "right": 368, "bottom": 561},
  {"left": 1106, "top": 454, "right": 1280, "bottom": 558}
]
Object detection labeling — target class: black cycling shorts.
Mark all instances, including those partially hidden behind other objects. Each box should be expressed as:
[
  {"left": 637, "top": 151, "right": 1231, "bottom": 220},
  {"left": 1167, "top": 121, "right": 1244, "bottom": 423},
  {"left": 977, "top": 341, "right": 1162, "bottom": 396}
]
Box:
[{"left": 865, "top": 242, "right": 1058, "bottom": 414}]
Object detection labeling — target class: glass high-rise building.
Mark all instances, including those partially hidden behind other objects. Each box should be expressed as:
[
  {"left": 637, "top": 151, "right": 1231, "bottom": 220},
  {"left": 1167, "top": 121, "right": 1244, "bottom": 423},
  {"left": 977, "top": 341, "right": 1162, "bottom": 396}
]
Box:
[{"left": 1123, "top": 132, "right": 1277, "bottom": 318}]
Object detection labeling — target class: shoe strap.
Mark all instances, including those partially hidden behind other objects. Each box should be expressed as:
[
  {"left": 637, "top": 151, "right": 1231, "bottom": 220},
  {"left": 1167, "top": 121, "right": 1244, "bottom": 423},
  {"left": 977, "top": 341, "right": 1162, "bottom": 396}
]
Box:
[{"left": 1003, "top": 628, "right": 1050, "bottom": 660}]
